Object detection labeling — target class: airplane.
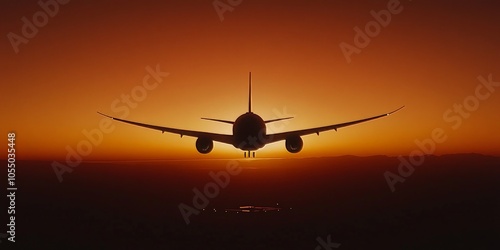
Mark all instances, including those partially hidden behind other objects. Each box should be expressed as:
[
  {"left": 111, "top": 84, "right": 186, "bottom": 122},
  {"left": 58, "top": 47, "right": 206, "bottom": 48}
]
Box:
[
  {"left": 224, "top": 205, "right": 283, "bottom": 213},
  {"left": 98, "top": 72, "right": 404, "bottom": 158}
]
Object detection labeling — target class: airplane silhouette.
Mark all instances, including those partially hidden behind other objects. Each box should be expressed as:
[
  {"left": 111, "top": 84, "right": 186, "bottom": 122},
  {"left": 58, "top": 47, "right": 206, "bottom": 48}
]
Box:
[
  {"left": 98, "top": 73, "right": 404, "bottom": 158},
  {"left": 224, "top": 205, "right": 283, "bottom": 213}
]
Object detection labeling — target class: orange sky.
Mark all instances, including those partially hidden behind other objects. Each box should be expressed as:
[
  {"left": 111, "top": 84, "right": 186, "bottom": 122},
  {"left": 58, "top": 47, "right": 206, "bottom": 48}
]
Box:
[{"left": 1, "top": 0, "right": 499, "bottom": 160}]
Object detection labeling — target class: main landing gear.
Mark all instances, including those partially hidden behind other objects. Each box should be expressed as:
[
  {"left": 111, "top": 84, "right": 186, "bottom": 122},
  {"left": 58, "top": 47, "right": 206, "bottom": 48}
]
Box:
[{"left": 244, "top": 151, "right": 256, "bottom": 158}]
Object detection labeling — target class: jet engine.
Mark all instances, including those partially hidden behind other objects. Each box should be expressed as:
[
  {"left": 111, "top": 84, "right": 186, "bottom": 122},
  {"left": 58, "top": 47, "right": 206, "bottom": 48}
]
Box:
[
  {"left": 285, "top": 135, "right": 303, "bottom": 153},
  {"left": 196, "top": 137, "right": 213, "bottom": 154}
]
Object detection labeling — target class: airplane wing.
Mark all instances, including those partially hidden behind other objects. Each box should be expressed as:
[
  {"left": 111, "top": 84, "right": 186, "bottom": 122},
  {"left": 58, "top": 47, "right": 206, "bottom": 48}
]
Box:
[
  {"left": 97, "top": 112, "right": 234, "bottom": 145},
  {"left": 266, "top": 106, "right": 405, "bottom": 144}
]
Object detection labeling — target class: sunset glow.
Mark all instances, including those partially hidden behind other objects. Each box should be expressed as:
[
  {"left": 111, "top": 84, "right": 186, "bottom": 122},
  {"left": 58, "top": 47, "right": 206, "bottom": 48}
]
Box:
[{"left": 2, "top": 0, "right": 499, "bottom": 160}]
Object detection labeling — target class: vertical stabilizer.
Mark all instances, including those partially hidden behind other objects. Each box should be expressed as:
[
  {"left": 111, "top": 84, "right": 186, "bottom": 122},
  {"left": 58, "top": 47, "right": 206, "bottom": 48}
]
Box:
[{"left": 248, "top": 72, "right": 252, "bottom": 113}]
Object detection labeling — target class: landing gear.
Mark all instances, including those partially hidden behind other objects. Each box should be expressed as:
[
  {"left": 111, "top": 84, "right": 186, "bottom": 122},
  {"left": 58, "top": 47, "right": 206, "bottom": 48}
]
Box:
[{"left": 244, "top": 151, "right": 256, "bottom": 158}]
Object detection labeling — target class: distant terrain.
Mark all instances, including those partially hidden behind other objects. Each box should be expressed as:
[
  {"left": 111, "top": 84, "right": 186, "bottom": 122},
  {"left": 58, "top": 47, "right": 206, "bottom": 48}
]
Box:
[{"left": 3, "top": 154, "right": 499, "bottom": 249}]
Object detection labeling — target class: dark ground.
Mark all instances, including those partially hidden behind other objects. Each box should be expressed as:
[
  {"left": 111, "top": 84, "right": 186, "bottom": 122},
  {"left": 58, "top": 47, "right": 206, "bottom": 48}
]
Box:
[{"left": 2, "top": 154, "right": 499, "bottom": 249}]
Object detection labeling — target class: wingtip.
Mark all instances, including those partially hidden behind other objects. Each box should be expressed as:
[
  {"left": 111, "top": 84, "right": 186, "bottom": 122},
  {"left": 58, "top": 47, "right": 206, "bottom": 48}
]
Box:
[
  {"left": 97, "top": 111, "right": 113, "bottom": 119},
  {"left": 387, "top": 105, "right": 405, "bottom": 115}
]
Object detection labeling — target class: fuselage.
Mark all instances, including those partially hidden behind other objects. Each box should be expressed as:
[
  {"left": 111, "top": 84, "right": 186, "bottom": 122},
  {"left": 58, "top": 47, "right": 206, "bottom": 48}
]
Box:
[{"left": 232, "top": 112, "right": 266, "bottom": 150}]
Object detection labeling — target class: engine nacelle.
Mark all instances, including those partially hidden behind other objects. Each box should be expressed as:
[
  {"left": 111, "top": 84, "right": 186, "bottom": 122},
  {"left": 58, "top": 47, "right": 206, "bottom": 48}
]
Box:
[
  {"left": 196, "top": 137, "right": 213, "bottom": 154},
  {"left": 285, "top": 136, "right": 303, "bottom": 153}
]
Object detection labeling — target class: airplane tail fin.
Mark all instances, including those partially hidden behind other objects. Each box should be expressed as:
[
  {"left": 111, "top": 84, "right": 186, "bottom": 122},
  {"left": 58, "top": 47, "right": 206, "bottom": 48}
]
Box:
[
  {"left": 201, "top": 72, "right": 253, "bottom": 124},
  {"left": 248, "top": 72, "right": 252, "bottom": 113}
]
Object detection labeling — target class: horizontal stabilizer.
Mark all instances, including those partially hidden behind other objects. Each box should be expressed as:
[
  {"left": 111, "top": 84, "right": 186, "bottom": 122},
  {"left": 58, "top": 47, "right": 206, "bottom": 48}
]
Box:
[
  {"left": 201, "top": 117, "right": 234, "bottom": 124},
  {"left": 264, "top": 117, "right": 294, "bottom": 123}
]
